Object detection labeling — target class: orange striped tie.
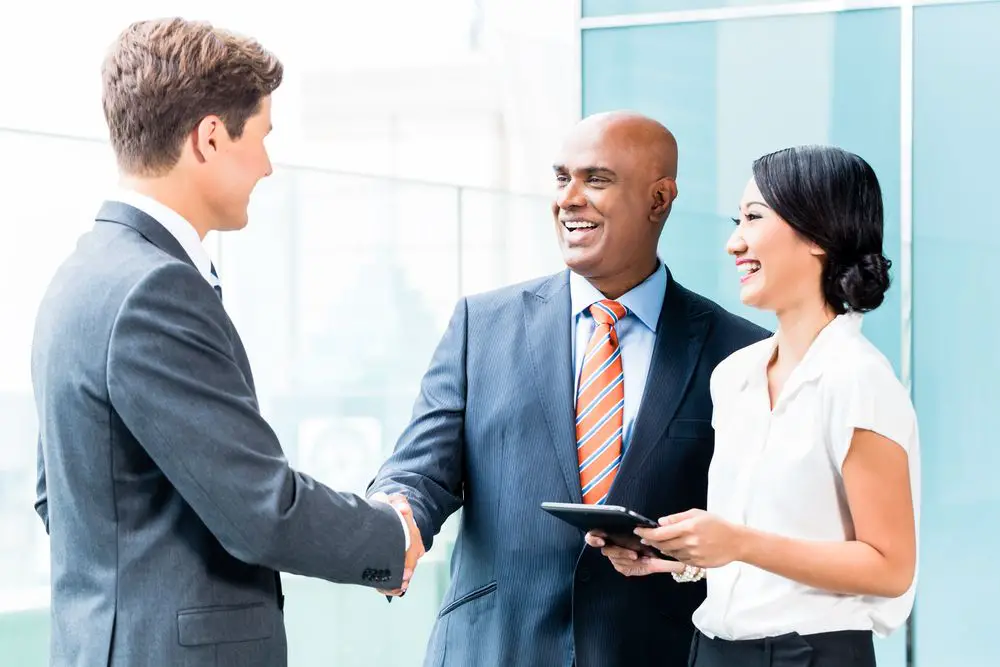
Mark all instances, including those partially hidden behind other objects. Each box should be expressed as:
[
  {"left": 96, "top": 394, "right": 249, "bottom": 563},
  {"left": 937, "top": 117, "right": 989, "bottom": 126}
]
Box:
[{"left": 577, "top": 300, "right": 627, "bottom": 505}]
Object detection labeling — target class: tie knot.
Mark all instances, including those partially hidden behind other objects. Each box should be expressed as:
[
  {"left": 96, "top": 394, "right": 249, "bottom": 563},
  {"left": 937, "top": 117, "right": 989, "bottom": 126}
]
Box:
[{"left": 589, "top": 300, "right": 627, "bottom": 326}]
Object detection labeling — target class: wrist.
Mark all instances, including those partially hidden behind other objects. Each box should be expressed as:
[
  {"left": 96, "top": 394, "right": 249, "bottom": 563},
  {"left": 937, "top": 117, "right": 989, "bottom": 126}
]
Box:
[{"left": 733, "top": 524, "right": 757, "bottom": 564}]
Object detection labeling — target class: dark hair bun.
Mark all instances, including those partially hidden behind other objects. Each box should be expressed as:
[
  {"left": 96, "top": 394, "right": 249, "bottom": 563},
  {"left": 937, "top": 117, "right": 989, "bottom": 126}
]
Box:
[{"left": 826, "top": 253, "right": 891, "bottom": 313}]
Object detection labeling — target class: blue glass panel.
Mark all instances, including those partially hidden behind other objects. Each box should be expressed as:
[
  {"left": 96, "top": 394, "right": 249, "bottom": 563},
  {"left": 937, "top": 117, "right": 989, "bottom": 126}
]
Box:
[
  {"left": 584, "top": 0, "right": 827, "bottom": 18},
  {"left": 912, "top": 4, "right": 1000, "bottom": 666},
  {"left": 582, "top": 11, "right": 902, "bottom": 371}
]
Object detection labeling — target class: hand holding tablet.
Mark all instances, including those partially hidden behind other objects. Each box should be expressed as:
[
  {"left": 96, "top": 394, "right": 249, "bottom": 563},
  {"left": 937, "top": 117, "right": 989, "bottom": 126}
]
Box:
[{"left": 540, "top": 502, "right": 675, "bottom": 560}]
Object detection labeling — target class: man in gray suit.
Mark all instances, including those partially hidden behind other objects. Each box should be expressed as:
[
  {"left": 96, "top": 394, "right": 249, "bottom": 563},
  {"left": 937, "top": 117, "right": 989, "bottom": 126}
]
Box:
[
  {"left": 369, "top": 112, "right": 770, "bottom": 666},
  {"left": 31, "top": 18, "right": 422, "bottom": 667}
]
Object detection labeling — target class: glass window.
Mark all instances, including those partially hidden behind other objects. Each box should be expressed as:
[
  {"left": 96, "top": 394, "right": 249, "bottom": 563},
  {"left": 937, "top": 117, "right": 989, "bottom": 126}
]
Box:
[
  {"left": 583, "top": 0, "right": 830, "bottom": 19},
  {"left": 0, "top": 130, "right": 117, "bottom": 666},
  {"left": 582, "top": 10, "right": 903, "bottom": 372},
  {"left": 459, "top": 189, "right": 563, "bottom": 295},
  {"left": 912, "top": 4, "right": 1000, "bottom": 666}
]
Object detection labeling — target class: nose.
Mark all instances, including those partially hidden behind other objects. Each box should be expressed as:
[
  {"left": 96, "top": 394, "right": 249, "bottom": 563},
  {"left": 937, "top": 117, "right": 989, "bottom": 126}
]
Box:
[
  {"left": 556, "top": 178, "right": 586, "bottom": 211},
  {"left": 726, "top": 226, "right": 747, "bottom": 256}
]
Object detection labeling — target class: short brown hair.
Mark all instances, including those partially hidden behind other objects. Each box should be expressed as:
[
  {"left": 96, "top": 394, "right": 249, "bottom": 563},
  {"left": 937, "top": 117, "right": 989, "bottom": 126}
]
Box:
[{"left": 102, "top": 18, "right": 283, "bottom": 175}]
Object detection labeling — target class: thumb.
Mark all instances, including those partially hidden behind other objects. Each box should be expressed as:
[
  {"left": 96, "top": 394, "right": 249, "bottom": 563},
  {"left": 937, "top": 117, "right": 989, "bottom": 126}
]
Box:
[{"left": 644, "top": 558, "right": 686, "bottom": 575}]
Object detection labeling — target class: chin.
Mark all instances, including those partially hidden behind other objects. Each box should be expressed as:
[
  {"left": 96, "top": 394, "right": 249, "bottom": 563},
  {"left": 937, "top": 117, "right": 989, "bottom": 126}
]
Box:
[
  {"left": 738, "top": 285, "right": 767, "bottom": 309},
  {"left": 221, "top": 214, "right": 250, "bottom": 231},
  {"left": 560, "top": 246, "right": 600, "bottom": 275}
]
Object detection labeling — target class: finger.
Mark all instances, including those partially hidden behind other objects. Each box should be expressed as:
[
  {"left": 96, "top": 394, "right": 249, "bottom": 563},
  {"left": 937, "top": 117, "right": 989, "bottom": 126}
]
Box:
[
  {"left": 387, "top": 494, "right": 412, "bottom": 513},
  {"left": 602, "top": 546, "right": 639, "bottom": 561},
  {"left": 659, "top": 508, "right": 701, "bottom": 526},
  {"left": 378, "top": 587, "right": 405, "bottom": 596},
  {"left": 642, "top": 536, "right": 690, "bottom": 556},
  {"left": 584, "top": 532, "right": 606, "bottom": 548},
  {"left": 634, "top": 523, "right": 684, "bottom": 542}
]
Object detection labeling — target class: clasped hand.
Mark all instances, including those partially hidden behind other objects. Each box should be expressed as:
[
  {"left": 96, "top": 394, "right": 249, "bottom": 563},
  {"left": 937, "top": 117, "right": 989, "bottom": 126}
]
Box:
[
  {"left": 585, "top": 509, "right": 746, "bottom": 576},
  {"left": 370, "top": 492, "right": 425, "bottom": 596}
]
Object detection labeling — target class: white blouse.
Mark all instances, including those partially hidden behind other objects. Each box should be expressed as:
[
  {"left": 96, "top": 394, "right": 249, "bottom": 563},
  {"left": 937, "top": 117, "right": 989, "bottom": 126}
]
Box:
[{"left": 692, "top": 313, "right": 921, "bottom": 640}]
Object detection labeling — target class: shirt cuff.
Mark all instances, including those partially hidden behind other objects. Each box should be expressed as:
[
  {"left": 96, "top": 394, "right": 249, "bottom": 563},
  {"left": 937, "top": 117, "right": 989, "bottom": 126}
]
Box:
[{"left": 389, "top": 503, "right": 411, "bottom": 551}]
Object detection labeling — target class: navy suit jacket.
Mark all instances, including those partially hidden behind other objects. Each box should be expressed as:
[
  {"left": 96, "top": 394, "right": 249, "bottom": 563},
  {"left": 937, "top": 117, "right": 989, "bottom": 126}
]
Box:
[{"left": 370, "top": 268, "right": 769, "bottom": 667}]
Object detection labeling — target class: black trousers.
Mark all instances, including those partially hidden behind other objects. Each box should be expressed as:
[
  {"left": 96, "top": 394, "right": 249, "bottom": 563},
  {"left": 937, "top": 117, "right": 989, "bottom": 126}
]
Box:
[{"left": 689, "top": 630, "right": 876, "bottom": 667}]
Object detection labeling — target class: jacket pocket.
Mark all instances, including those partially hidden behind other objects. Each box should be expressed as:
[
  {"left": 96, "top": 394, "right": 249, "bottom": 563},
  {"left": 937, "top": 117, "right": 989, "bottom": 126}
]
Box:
[
  {"left": 177, "top": 602, "right": 273, "bottom": 647},
  {"left": 438, "top": 581, "right": 498, "bottom": 618},
  {"left": 667, "top": 418, "right": 714, "bottom": 440}
]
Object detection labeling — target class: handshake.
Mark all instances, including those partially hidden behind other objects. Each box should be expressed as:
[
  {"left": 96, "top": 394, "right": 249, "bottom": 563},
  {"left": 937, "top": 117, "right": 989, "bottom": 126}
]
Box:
[{"left": 369, "top": 492, "right": 426, "bottom": 598}]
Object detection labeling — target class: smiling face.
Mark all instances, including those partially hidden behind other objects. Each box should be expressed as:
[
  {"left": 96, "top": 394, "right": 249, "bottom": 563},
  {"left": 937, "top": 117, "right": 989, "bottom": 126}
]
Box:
[
  {"left": 191, "top": 96, "right": 275, "bottom": 232},
  {"left": 727, "top": 177, "right": 827, "bottom": 313},
  {"left": 551, "top": 113, "right": 677, "bottom": 297}
]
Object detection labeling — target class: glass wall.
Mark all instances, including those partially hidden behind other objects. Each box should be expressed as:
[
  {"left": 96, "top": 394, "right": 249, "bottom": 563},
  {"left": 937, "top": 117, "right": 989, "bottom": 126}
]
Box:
[
  {"left": 583, "top": 0, "right": 829, "bottom": 16},
  {"left": 582, "top": 9, "right": 903, "bottom": 370},
  {"left": 582, "top": 1, "right": 998, "bottom": 665},
  {"left": 912, "top": 3, "right": 1000, "bottom": 666},
  {"left": 0, "top": 128, "right": 557, "bottom": 665}
]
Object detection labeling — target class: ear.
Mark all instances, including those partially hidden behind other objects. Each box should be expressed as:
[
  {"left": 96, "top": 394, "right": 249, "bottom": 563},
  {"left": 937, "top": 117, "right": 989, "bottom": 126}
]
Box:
[
  {"left": 808, "top": 244, "right": 827, "bottom": 257},
  {"left": 650, "top": 177, "right": 678, "bottom": 223},
  {"left": 191, "top": 115, "right": 227, "bottom": 164}
]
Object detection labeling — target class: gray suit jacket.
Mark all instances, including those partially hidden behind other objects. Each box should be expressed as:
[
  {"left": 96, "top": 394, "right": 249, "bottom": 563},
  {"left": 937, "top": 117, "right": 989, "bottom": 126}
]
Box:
[
  {"left": 370, "top": 269, "right": 769, "bottom": 667},
  {"left": 31, "top": 202, "right": 405, "bottom": 667}
]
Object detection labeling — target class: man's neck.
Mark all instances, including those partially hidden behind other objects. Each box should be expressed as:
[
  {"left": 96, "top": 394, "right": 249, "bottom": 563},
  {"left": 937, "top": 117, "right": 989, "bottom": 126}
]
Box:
[
  {"left": 119, "top": 174, "right": 211, "bottom": 240},
  {"left": 586, "top": 258, "right": 659, "bottom": 300}
]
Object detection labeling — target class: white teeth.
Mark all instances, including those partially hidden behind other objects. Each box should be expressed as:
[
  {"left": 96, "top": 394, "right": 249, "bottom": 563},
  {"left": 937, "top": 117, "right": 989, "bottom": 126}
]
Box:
[
  {"left": 738, "top": 261, "right": 761, "bottom": 275},
  {"left": 564, "top": 221, "right": 597, "bottom": 230}
]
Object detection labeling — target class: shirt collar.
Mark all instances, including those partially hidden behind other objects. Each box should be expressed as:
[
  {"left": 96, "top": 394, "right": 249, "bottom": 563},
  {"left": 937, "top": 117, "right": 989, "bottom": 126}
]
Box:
[
  {"left": 742, "top": 312, "right": 865, "bottom": 393},
  {"left": 569, "top": 261, "right": 667, "bottom": 332},
  {"left": 111, "top": 188, "right": 215, "bottom": 285}
]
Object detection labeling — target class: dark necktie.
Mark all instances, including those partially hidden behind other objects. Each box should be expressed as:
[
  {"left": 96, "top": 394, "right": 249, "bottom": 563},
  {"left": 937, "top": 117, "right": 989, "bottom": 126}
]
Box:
[{"left": 210, "top": 262, "right": 223, "bottom": 301}]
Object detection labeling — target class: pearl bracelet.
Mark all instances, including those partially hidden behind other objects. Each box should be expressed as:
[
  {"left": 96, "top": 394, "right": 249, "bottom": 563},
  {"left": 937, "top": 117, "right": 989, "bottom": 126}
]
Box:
[{"left": 671, "top": 564, "right": 705, "bottom": 583}]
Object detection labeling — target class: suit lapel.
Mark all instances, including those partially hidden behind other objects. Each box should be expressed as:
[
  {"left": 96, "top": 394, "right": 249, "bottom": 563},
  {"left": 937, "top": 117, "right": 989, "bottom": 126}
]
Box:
[
  {"left": 611, "top": 274, "right": 711, "bottom": 499},
  {"left": 95, "top": 201, "right": 196, "bottom": 270},
  {"left": 522, "top": 271, "right": 582, "bottom": 502}
]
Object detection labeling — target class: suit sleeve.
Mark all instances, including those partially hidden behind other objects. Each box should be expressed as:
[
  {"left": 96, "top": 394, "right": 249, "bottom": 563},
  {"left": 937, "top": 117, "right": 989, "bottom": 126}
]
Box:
[
  {"left": 368, "top": 297, "right": 468, "bottom": 551},
  {"left": 106, "top": 263, "right": 405, "bottom": 589},
  {"left": 34, "top": 435, "right": 48, "bottom": 534}
]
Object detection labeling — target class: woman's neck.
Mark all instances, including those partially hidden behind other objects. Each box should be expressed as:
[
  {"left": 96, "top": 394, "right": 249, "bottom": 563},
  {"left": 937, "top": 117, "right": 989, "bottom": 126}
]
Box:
[{"left": 773, "top": 299, "right": 838, "bottom": 369}]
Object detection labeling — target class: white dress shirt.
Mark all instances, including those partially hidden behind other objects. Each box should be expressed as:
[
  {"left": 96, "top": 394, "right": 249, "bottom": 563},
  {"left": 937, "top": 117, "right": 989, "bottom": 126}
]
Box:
[
  {"left": 109, "top": 189, "right": 411, "bottom": 551},
  {"left": 570, "top": 262, "right": 666, "bottom": 448},
  {"left": 692, "top": 312, "right": 920, "bottom": 640},
  {"left": 112, "top": 189, "right": 219, "bottom": 289}
]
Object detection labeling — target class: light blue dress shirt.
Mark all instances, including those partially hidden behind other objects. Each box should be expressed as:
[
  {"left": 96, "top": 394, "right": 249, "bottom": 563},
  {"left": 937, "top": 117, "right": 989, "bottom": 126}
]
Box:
[{"left": 570, "top": 262, "right": 667, "bottom": 450}]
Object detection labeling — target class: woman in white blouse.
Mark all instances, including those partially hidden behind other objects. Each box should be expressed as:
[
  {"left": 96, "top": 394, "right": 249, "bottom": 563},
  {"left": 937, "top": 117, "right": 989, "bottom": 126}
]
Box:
[{"left": 586, "top": 145, "right": 919, "bottom": 666}]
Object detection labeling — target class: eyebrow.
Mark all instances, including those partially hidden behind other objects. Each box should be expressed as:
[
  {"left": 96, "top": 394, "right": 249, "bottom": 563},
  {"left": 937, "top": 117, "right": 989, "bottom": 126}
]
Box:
[
  {"left": 552, "top": 164, "right": 618, "bottom": 177},
  {"left": 743, "top": 200, "right": 771, "bottom": 209}
]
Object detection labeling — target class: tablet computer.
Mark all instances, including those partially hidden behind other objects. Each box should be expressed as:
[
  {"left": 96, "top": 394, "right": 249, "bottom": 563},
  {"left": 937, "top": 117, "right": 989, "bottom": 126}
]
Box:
[{"left": 540, "top": 502, "right": 673, "bottom": 560}]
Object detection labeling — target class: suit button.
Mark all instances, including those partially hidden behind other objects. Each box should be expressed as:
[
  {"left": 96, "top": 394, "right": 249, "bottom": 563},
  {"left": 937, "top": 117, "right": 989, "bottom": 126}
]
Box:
[{"left": 578, "top": 568, "right": 591, "bottom": 582}]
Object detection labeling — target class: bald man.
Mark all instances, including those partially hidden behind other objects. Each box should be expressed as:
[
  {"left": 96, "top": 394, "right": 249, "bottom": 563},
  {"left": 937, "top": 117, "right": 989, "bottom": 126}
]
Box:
[{"left": 369, "top": 111, "right": 769, "bottom": 667}]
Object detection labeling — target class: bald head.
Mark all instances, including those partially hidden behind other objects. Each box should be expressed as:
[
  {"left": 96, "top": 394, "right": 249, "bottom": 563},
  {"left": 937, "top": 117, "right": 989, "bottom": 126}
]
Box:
[
  {"left": 551, "top": 111, "right": 681, "bottom": 298},
  {"left": 567, "top": 111, "right": 678, "bottom": 180}
]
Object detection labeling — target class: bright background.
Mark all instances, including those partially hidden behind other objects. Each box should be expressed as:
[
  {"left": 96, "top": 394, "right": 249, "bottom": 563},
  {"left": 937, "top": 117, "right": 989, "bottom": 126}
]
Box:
[{"left": 2, "top": 1, "right": 994, "bottom": 665}]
